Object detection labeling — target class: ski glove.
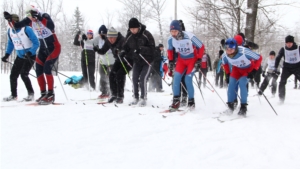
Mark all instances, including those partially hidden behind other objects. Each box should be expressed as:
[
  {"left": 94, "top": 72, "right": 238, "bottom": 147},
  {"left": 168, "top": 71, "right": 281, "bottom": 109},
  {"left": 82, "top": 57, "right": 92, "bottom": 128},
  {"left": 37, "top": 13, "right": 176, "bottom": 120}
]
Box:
[
  {"left": 225, "top": 73, "right": 230, "bottom": 84},
  {"left": 134, "top": 48, "right": 140, "bottom": 55},
  {"left": 247, "top": 69, "right": 257, "bottom": 79},
  {"left": 168, "top": 60, "right": 175, "bottom": 71},
  {"left": 3, "top": 11, "right": 12, "bottom": 21},
  {"left": 262, "top": 71, "right": 265, "bottom": 77},
  {"left": 273, "top": 70, "right": 280, "bottom": 76},
  {"left": 30, "top": 11, "right": 42, "bottom": 21},
  {"left": 82, "top": 34, "right": 87, "bottom": 41},
  {"left": 1, "top": 53, "right": 10, "bottom": 62},
  {"left": 93, "top": 45, "right": 99, "bottom": 52},
  {"left": 194, "top": 59, "right": 201, "bottom": 71}
]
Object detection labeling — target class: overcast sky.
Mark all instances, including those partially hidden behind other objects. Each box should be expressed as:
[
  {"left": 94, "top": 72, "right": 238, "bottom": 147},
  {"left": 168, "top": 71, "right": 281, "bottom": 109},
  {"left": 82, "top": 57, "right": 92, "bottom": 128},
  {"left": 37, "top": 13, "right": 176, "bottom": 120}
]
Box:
[{"left": 60, "top": 0, "right": 300, "bottom": 34}]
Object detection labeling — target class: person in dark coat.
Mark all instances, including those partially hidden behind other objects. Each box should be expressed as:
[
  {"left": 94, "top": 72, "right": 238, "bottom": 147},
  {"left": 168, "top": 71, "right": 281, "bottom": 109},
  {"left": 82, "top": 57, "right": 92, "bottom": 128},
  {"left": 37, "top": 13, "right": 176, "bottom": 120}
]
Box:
[{"left": 122, "top": 18, "right": 155, "bottom": 107}]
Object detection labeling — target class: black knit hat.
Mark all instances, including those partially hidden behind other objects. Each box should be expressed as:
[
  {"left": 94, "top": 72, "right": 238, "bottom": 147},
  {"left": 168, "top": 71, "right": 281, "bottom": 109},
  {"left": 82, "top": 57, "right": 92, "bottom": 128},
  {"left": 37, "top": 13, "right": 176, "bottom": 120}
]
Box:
[
  {"left": 269, "top": 51, "right": 276, "bottom": 56},
  {"left": 129, "top": 18, "right": 140, "bottom": 28},
  {"left": 285, "top": 35, "right": 294, "bottom": 43},
  {"left": 98, "top": 25, "right": 107, "bottom": 34},
  {"left": 158, "top": 44, "right": 164, "bottom": 48}
]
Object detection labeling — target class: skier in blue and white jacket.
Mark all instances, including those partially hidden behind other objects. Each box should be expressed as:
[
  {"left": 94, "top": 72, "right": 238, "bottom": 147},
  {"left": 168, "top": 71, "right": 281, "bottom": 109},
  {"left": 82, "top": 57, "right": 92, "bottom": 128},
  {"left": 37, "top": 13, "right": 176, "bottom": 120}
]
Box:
[{"left": 2, "top": 14, "right": 39, "bottom": 102}]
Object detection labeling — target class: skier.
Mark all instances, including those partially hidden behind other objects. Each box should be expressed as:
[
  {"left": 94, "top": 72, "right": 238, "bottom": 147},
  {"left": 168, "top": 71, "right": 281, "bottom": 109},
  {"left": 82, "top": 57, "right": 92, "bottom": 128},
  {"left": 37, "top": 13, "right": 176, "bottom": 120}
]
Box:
[
  {"left": 198, "top": 50, "right": 212, "bottom": 88},
  {"left": 95, "top": 25, "right": 115, "bottom": 98},
  {"left": 123, "top": 18, "right": 155, "bottom": 106},
  {"left": 257, "top": 51, "right": 281, "bottom": 97},
  {"left": 5, "top": 6, "right": 61, "bottom": 105},
  {"left": 222, "top": 38, "right": 262, "bottom": 116},
  {"left": 168, "top": 20, "right": 205, "bottom": 110},
  {"left": 274, "top": 35, "right": 300, "bottom": 104},
  {"left": 2, "top": 14, "right": 39, "bottom": 101},
  {"left": 73, "top": 29, "right": 97, "bottom": 91},
  {"left": 148, "top": 44, "right": 164, "bottom": 93},
  {"left": 213, "top": 50, "right": 224, "bottom": 88},
  {"left": 94, "top": 27, "right": 132, "bottom": 103}
]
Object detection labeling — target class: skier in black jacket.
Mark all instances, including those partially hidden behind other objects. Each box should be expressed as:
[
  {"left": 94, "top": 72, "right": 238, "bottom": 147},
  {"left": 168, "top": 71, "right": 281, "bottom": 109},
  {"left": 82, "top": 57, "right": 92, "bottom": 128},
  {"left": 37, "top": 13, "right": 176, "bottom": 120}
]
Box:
[
  {"left": 94, "top": 27, "right": 133, "bottom": 103},
  {"left": 122, "top": 18, "right": 155, "bottom": 107},
  {"left": 274, "top": 35, "right": 300, "bottom": 104}
]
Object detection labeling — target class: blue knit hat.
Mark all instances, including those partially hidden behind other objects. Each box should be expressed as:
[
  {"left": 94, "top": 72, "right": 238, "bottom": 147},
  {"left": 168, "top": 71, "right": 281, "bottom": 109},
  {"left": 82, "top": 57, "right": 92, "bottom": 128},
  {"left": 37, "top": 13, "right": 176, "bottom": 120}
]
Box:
[
  {"left": 170, "top": 20, "right": 181, "bottom": 31},
  {"left": 225, "top": 38, "right": 237, "bottom": 49},
  {"left": 98, "top": 25, "right": 107, "bottom": 34}
]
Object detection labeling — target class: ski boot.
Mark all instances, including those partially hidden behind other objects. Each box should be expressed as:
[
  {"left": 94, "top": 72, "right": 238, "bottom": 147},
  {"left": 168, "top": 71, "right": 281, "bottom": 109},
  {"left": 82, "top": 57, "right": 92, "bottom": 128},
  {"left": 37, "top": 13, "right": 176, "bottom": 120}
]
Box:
[
  {"left": 169, "top": 96, "right": 180, "bottom": 112},
  {"left": 36, "top": 91, "right": 47, "bottom": 102},
  {"left": 3, "top": 95, "right": 17, "bottom": 101},
  {"left": 108, "top": 96, "right": 117, "bottom": 103},
  {"left": 24, "top": 93, "right": 34, "bottom": 101},
  {"left": 222, "top": 102, "right": 234, "bottom": 115},
  {"left": 181, "top": 96, "right": 187, "bottom": 107},
  {"left": 233, "top": 99, "right": 238, "bottom": 110},
  {"left": 98, "top": 93, "right": 110, "bottom": 99},
  {"left": 187, "top": 98, "right": 195, "bottom": 111},
  {"left": 130, "top": 97, "right": 139, "bottom": 105},
  {"left": 115, "top": 97, "right": 123, "bottom": 104},
  {"left": 39, "top": 91, "right": 55, "bottom": 105},
  {"left": 139, "top": 98, "right": 147, "bottom": 107},
  {"left": 237, "top": 103, "right": 248, "bottom": 117}
]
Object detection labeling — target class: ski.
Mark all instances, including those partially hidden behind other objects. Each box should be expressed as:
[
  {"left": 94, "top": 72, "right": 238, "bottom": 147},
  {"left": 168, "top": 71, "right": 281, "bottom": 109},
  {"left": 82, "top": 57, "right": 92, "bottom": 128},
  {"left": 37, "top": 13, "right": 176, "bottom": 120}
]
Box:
[
  {"left": 216, "top": 114, "right": 247, "bottom": 123},
  {"left": 160, "top": 108, "right": 191, "bottom": 118},
  {"left": 26, "top": 102, "right": 64, "bottom": 106}
]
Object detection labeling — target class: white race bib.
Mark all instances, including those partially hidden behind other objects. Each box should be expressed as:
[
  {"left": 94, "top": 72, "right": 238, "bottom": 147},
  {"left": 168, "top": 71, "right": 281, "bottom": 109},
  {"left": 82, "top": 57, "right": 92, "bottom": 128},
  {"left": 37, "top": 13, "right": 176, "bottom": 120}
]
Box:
[{"left": 285, "top": 48, "right": 300, "bottom": 64}]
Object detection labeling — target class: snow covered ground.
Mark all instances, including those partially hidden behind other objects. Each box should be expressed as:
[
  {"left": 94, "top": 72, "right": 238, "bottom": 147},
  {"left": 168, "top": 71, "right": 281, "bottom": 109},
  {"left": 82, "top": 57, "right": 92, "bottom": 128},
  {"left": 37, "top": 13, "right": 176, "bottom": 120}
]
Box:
[{"left": 1, "top": 70, "right": 300, "bottom": 169}]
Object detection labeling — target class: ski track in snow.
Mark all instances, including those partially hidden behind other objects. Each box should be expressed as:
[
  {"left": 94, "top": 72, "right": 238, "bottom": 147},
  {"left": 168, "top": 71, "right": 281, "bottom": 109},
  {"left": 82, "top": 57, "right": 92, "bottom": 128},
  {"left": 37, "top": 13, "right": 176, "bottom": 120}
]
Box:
[{"left": 1, "top": 71, "right": 300, "bottom": 169}]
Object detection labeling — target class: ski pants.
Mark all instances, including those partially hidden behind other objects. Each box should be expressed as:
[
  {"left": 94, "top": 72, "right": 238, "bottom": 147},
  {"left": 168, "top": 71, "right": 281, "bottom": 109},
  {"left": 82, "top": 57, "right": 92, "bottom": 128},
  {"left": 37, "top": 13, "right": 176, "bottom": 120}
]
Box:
[
  {"left": 10, "top": 56, "right": 35, "bottom": 97},
  {"left": 278, "top": 67, "right": 300, "bottom": 101},
  {"left": 132, "top": 63, "right": 151, "bottom": 99},
  {"left": 99, "top": 64, "right": 112, "bottom": 94},
  {"left": 228, "top": 76, "right": 248, "bottom": 104},
  {"left": 259, "top": 73, "right": 278, "bottom": 94}
]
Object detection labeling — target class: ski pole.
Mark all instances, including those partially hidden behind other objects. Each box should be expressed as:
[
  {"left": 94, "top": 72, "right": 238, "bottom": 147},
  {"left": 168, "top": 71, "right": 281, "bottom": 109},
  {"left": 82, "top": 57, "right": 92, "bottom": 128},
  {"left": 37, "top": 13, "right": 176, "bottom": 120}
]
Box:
[
  {"left": 199, "top": 68, "right": 226, "bottom": 106},
  {"left": 193, "top": 75, "right": 206, "bottom": 105},
  {"left": 123, "top": 57, "right": 133, "bottom": 68},
  {"left": 138, "top": 53, "right": 171, "bottom": 86},
  {"left": 117, "top": 54, "right": 132, "bottom": 82},
  {"left": 261, "top": 92, "right": 278, "bottom": 116},
  {"left": 36, "top": 20, "right": 68, "bottom": 101}
]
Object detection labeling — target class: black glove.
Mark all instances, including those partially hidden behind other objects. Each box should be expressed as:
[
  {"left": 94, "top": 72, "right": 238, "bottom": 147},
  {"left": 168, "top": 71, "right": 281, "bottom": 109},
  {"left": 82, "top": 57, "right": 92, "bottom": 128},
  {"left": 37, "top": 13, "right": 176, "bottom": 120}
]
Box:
[
  {"left": 25, "top": 51, "right": 32, "bottom": 58},
  {"left": 262, "top": 71, "right": 265, "bottom": 77},
  {"left": 76, "top": 30, "right": 81, "bottom": 35},
  {"left": 247, "top": 69, "right": 257, "bottom": 79},
  {"left": 30, "top": 10, "right": 42, "bottom": 20},
  {"left": 225, "top": 73, "right": 230, "bottom": 84},
  {"left": 1, "top": 53, "right": 10, "bottom": 62},
  {"left": 3, "top": 11, "right": 12, "bottom": 21},
  {"left": 82, "top": 34, "right": 87, "bottom": 40},
  {"left": 93, "top": 45, "right": 99, "bottom": 52},
  {"left": 134, "top": 48, "right": 140, "bottom": 55},
  {"left": 119, "top": 50, "right": 126, "bottom": 58},
  {"left": 273, "top": 70, "right": 280, "bottom": 76},
  {"left": 194, "top": 59, "right": 201, "bottom": 71},
  {"left": 168, "top": 60, "right": 175, "bottom": 71}
]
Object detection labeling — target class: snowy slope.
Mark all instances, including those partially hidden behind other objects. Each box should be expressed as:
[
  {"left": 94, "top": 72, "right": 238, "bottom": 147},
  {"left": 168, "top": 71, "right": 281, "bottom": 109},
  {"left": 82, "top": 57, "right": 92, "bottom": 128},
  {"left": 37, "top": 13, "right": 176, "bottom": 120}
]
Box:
[{"left": 1, "top": 71, "right": 300, "bottom": 169}]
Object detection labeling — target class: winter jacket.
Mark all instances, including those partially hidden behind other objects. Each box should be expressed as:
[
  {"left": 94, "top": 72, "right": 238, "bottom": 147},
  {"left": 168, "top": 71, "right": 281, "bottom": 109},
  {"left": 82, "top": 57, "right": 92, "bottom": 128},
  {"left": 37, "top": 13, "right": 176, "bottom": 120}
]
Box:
[
  {"left": 73, "top": 34, "right": 98, "bottom": 63},
  {"left": 94, "top": 36, "right": 115, "bottom": 66},
  {"left": 96, "top": 32, "right": 131, "bottom": 63},
  {"left": 201, "top": 53, "right": 212, "bottom": 70},
  {"left": 275, "top": 43, "right": 300, "bottom": 69},
  {"left": 123, "top": 24, "right": 155, "bottom": 65}
]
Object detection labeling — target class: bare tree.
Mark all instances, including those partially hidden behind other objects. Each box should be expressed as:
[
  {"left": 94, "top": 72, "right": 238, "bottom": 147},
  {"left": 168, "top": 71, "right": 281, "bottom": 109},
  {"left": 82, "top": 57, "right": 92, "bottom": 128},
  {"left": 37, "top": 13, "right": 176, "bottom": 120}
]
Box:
[{"left": 149, "top": 0, "right": 166, "bottom": 44}]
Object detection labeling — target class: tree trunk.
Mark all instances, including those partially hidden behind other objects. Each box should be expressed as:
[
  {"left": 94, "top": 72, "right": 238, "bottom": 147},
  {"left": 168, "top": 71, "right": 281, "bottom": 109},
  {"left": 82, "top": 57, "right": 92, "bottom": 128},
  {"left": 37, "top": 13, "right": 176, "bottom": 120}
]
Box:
[{"left": 245, "top": 0, "right": 259, "bottom": 42}]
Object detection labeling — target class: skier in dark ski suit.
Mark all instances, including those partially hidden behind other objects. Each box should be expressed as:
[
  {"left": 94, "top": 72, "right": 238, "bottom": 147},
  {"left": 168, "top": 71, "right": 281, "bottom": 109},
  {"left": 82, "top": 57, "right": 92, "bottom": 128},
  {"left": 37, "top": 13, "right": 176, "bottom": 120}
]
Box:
[
  {"left": 274, "top": 35, "right": 300, "bottom": 104},
  {"left": 122, "top": 18, "right": 155, "bottom": 106},
  {"left": 73, "top": 30, "right": 97, "bottom": 90},
  {"left": 94, "top": 27, "right": 133, "bottom": 103}
]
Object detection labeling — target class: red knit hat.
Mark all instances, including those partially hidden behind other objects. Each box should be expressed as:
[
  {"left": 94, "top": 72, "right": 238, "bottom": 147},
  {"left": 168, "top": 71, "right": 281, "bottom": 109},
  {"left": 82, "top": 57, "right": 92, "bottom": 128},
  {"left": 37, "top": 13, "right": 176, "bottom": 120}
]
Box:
[{"left": 234, "top": 35, "right": 244, "bottom": 46}]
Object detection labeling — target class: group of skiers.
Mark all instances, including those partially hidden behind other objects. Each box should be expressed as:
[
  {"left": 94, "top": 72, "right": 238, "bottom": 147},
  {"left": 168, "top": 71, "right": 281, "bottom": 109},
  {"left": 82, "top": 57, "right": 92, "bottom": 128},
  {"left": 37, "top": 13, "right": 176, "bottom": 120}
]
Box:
[{"left": 2, "top": 7, "right": 300, "bottom": 115}]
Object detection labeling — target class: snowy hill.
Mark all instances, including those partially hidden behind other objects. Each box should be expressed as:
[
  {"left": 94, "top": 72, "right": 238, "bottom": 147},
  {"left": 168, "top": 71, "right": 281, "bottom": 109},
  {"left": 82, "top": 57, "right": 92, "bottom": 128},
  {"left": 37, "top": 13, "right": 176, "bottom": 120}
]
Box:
[{"left": 1, "top": 71, "right": 300, "bottom": 169}]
